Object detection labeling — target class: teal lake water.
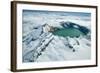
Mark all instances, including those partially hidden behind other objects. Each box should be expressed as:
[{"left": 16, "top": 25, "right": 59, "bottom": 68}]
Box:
[{"left": 52, "top": 28, "right": 84, "bottom": 37}]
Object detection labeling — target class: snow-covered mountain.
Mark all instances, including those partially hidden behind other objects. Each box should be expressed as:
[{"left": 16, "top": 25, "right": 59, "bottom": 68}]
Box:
[
  {"left": 22, "top": 22, "right": 91, "bottom": 62},
  {"left": 22, "top": 10, "right": 91, "bottom": 62}
]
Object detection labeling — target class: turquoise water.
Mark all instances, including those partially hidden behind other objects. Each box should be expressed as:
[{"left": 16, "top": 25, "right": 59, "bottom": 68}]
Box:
[{"left": 52, "top": 28, "right": 84, "bottom": 37}]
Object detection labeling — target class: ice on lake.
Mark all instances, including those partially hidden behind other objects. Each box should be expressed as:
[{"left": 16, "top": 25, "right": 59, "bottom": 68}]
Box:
[{"left": 22, "top": 10, "right": 91, "bottom": 62}]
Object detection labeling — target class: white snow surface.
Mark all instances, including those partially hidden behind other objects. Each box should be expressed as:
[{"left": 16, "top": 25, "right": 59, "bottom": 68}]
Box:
[
  {"left": 22, "top": 10, "right": 91, "bottom": 62},
  {"left": 36, "top": 36, "right": 91, "bottom": 62},
  {"left": 23, "top": 32, "right": 91, "bottom": 62}
]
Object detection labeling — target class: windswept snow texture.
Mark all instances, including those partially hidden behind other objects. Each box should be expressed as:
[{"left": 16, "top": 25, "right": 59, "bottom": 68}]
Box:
[{"left": 22, "top": 10, "right": 91, "bottom": 62}]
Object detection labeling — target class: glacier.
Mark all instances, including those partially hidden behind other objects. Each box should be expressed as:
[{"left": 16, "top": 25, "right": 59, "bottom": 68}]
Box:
[{"left": 22, "top": 10, "right": 91, "bottom": 62}]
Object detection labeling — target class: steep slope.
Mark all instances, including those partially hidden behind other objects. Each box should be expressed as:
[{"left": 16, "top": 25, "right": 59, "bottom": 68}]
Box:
[{"left": 22, "top": 23, "right": 91, "bottom": 62}]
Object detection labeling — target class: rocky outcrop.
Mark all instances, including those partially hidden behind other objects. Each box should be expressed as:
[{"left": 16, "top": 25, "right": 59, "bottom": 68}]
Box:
[
  {"left": 22, "top": 22, "right": 91, "bottom": 62},
  {"left": 23, "top": 32, "right": 54, "bottom": 62}
]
